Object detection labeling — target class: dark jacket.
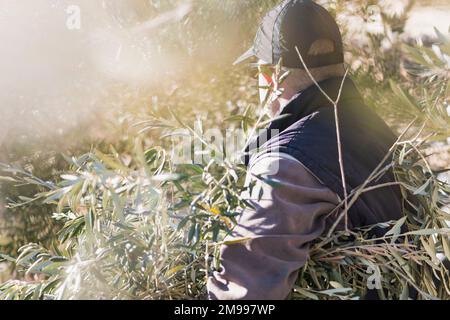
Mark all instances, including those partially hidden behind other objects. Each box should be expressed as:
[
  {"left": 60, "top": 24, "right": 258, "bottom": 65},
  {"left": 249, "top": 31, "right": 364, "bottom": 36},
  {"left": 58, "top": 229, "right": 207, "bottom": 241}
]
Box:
[
  {"left": 247, "top": 77, "right": 404, "bottom": 231},
  {"left": 207, "top": 77, "right": 406, "bottom": 300}
]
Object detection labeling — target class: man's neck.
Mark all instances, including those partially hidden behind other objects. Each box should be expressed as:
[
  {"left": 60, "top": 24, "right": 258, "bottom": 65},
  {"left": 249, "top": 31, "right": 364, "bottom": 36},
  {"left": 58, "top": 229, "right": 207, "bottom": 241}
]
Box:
[{"left": 270, "top": 64, "right": 346, "bottom": 116}]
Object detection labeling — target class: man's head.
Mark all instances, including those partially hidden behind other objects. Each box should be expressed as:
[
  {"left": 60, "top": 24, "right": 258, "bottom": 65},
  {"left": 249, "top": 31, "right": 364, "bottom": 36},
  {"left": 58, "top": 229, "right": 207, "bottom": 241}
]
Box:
[{"left": 236, "top": 0, "right": 346, "bottom": 114}]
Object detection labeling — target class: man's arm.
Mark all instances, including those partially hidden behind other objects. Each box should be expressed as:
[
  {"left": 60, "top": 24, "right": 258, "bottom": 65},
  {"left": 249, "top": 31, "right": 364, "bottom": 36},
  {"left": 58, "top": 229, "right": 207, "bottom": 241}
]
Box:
[{"left": 207, "top": 153, "right": 340, "bottom": 300}]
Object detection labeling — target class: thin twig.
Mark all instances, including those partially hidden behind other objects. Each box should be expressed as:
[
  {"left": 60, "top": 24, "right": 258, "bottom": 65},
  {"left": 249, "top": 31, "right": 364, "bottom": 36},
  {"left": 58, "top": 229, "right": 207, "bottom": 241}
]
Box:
[{"left": 295, "top": 46, "right": 350, "bottom": 230}]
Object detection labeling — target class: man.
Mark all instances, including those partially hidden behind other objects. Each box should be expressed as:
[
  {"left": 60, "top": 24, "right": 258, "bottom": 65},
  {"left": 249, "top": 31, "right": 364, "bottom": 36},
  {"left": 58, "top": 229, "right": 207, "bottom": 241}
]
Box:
[{"left": 207, "top": 0, "right": 403, "bottom": 300}]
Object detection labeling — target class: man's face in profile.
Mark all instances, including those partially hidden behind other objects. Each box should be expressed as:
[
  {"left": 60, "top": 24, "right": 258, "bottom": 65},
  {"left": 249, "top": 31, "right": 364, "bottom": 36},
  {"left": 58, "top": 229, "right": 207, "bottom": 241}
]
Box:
[
  {"left": 257, "top": 59, "right": 281, "bottom": 116},
  {"left": 258, "top": 60, "right": 272, "bottom": 101}
]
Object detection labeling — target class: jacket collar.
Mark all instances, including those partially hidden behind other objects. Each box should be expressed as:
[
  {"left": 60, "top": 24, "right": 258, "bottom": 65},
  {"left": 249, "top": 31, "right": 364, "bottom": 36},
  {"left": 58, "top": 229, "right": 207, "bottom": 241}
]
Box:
[{"left": 268, "top": 76, "right": 360, "bottom": 133}]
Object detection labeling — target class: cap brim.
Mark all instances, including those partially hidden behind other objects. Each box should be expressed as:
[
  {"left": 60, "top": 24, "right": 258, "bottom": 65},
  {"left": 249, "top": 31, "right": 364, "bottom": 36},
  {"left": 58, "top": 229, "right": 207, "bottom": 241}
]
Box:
[{"left": 233, "top": 47, "right": 256, "bottom": 66}]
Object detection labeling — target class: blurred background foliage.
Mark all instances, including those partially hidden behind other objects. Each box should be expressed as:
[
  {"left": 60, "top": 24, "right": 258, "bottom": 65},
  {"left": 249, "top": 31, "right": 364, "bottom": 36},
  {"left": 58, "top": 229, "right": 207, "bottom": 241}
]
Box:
[{"left": 0, "top": 0, "right": 449, "bottom": 298}]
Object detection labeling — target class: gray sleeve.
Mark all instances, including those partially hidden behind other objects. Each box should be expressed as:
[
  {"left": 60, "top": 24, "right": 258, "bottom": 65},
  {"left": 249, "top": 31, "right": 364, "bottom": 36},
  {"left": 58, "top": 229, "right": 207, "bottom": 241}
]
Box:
[{"left": 206, "top": 153, "right": 340, "bottom": 300}]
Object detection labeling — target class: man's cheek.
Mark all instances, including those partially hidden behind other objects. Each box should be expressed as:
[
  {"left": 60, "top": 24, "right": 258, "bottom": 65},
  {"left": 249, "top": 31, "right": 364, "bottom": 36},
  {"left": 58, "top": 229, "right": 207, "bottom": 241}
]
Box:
[
  {"left": 259, "top": 88, "right": 269, "bottom": 104},
  {"left": 258, "top": 74, "right": 270, "bottom": 104},
  {"left": 270, "top": 99, "right": 281, "bottom": 116}
]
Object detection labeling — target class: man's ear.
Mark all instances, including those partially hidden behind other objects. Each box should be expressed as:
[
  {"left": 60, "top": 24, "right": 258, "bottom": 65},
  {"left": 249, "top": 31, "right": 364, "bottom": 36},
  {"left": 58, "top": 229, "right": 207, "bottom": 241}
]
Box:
[{"left": 307, "top": 39, "right": 336, "bottom": 56}]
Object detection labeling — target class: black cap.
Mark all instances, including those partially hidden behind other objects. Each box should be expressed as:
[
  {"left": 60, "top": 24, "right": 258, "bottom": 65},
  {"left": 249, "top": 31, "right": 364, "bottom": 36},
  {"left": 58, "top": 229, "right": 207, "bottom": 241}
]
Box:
[{"left": 234, "top": 0, "right": 344, "bottom": 69}]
